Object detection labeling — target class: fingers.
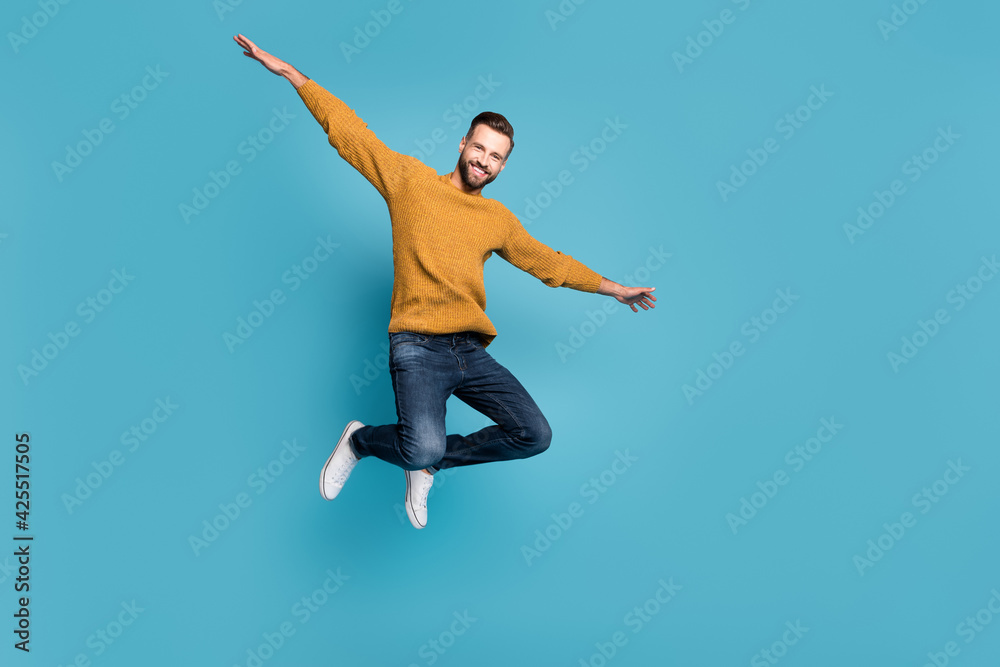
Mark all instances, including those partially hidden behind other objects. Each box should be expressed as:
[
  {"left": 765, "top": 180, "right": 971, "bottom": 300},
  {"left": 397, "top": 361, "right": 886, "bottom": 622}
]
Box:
[
  {"left": 234, "top": 34, "right": 260, "bottom": 55},
  {"left": 628, "top": 296, "right": 655, "bottom": 312}
]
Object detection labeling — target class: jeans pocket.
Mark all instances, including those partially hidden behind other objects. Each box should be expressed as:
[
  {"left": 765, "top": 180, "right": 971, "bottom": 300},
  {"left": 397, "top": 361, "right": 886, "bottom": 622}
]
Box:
[{"left": 389, "top": 332, "right": 431, "bottom": 349}]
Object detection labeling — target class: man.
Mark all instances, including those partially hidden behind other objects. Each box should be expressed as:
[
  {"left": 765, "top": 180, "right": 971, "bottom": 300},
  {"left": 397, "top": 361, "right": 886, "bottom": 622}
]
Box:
[{"left": 233, "top": 34, "right": 656, "bottom": 529}]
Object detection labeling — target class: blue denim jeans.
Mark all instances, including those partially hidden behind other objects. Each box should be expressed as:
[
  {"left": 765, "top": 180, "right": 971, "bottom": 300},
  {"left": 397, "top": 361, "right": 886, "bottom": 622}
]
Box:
[{"left": 349, "top": 331, "right": 552, "bottom": 472}]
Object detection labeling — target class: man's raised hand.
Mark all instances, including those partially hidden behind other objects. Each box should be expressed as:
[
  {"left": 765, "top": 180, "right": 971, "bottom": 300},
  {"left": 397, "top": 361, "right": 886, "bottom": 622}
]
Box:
[{"left": 233, "top": 34, "right": 286, "bottom": 76}]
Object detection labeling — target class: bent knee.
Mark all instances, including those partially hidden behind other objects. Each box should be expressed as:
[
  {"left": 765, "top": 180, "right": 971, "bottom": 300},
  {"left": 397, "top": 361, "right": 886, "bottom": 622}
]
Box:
[
  {"left": 400, "top": 436, "right": 445, "bottom": 470},
  {"left": 519, "top": 417, "right": 552, "bottom": 456}
]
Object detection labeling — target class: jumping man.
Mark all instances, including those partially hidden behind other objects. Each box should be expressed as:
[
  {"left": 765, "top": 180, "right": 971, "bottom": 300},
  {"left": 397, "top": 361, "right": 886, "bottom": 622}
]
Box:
[{"left": 233, "top": 34, "right": 655, "bottom": 529}]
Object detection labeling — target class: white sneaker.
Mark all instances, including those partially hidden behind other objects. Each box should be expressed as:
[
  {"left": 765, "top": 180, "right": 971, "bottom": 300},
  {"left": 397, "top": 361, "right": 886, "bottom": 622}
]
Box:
[
  {"left": 404, "top": 469, "right": 435, "bottom": 529},
  {"left": 320, "top": 420, "right": 364, "bottom": 500}
]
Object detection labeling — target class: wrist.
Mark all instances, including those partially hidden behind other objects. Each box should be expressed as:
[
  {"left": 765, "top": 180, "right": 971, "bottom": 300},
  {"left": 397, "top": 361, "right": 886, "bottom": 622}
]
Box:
[
  {"left": 281, "top": 64, "right": 309, "bottom": 89},
  {"left": 598, "top": 277, "right": 622, "bottom": 298}
]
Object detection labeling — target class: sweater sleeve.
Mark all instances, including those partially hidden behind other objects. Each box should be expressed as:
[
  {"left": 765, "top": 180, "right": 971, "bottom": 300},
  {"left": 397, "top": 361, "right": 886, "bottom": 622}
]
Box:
[
  {"left": 497, "top": 213, "right": 603, "bottom": 292},
  {"left": 296, "top": 78, "right": 428, "bottom": 200}
]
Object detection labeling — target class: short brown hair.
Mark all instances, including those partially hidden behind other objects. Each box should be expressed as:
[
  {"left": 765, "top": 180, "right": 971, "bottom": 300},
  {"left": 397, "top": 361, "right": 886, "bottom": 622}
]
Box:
[{"left": 466, "top": 112, "right": 514, "bottom": 160}]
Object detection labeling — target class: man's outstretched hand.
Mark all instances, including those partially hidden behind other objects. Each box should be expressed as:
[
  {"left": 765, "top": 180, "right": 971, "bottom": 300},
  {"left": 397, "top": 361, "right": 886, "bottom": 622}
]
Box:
[
  {"left": 233, "top": 34, "right": 309, "bottom": 87},
  {"left": 233, "top": 34, "right": 285, "bottom": 75},
  {"left": 598, "top": 278, "right": 656, "bottom": 312},
  {"left": 616, "top": 286, "right": 656, "bottom": 312}
]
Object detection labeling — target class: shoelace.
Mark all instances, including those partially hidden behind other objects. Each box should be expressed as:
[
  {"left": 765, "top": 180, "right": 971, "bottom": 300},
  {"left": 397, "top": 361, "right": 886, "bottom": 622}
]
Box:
[
  {"left": 329, "top": 457, "right": 358, "bottom": 487},
  {"left": 410, "top": 473, "right": 434, "bottom": 510}
]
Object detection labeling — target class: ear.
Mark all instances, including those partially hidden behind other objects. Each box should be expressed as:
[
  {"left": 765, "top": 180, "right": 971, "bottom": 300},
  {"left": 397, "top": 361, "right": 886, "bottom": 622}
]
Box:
[{"left": 458, "top": 136, "right": 466, "bottom": 152}]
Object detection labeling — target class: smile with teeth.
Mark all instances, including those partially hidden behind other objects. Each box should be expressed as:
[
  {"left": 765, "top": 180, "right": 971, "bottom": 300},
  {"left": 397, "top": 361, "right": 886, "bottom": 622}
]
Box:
[{"left": 471, "top": 164, "right": 487, "bottom": 177}]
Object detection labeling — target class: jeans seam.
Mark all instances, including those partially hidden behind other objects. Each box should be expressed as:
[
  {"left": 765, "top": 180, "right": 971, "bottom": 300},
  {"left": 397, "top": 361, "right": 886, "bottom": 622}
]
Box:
[
  {"left": 452, "top": 434, "right": 517, "bottom": 457},
  {"left": 466, "top": 385, "right": 525, "bottom": 434}
]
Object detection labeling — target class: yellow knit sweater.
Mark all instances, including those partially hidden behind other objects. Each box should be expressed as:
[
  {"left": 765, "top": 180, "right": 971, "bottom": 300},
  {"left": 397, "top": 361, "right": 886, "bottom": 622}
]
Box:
[{"left": 296, "top": 78, "right": 603, "bottom": 348}]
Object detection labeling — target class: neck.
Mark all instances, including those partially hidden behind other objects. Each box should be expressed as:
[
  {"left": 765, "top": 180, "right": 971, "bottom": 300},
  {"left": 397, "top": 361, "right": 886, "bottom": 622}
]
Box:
[{"left": 449, "top": 168, "right": 482, "bottom": 196}]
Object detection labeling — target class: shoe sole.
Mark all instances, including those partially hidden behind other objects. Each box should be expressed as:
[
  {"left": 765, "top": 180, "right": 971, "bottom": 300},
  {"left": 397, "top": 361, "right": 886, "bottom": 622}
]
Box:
[
  {"left": 404, "top": 471, "right": 427, "bottom": 529},
  {"left": 319, "top": 420, "right": 361, "bottom": 501}
]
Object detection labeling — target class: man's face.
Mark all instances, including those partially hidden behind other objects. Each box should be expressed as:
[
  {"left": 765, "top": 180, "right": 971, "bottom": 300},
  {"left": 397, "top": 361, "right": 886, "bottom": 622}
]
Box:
[{"left": 457, "top": 125, "right": 510, "bottom": 190}]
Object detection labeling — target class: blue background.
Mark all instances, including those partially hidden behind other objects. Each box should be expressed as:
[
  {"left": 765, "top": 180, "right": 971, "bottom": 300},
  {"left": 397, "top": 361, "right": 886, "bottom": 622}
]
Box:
[{"left": 2, "top": 0, "right": 999, "bottom": 665}]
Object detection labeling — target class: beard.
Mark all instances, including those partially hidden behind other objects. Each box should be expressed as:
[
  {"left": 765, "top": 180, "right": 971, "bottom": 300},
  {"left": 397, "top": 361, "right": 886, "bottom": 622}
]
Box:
[{"left": 458, "top": 153, "right": 498, "bottom": 190}]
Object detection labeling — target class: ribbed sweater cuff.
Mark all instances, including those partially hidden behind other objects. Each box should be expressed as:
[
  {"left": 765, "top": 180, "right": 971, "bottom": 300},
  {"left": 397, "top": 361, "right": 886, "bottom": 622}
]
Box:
[{"left": 564, "top": 261, "right": 603, "bottom": 292}]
